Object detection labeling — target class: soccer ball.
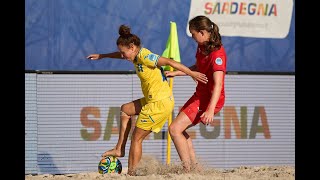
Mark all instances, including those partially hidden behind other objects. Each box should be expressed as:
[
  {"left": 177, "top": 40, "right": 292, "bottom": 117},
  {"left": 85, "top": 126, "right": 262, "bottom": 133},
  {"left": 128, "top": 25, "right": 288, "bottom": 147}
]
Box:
[{"left": 98, "top": 156, "right": 122, "bottom": 174}]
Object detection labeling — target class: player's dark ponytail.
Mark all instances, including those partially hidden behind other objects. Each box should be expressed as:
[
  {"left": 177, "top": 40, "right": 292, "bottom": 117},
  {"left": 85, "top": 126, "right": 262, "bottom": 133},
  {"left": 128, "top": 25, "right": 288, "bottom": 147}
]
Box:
[{"left": 117, "top": 25, "right": 141, "bottom": 47}]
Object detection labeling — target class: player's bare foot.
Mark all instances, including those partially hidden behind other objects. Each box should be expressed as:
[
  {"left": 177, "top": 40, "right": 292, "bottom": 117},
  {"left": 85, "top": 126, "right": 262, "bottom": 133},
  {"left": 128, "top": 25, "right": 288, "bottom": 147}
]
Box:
[
  {"left": 181, "top": 161, "right": 191, "bottom": 173},
  {"left": 127, "top": 168, "right": 137, "bottom": 176},
  {"left": 101, "top": 148, "right": 125, "bottom": 158},
  {"left": 191, "top": 162, "right": 203, "bottom": 173}
]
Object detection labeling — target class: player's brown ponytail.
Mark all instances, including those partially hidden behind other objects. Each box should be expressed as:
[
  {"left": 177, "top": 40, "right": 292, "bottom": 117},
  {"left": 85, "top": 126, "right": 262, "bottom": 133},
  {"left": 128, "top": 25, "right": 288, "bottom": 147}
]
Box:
[
  {"left": 117, "top": 25, "right": 141, "bottom": 47},
  {"left": 189, "top": 16, "right": 222, "bottom": 55}
]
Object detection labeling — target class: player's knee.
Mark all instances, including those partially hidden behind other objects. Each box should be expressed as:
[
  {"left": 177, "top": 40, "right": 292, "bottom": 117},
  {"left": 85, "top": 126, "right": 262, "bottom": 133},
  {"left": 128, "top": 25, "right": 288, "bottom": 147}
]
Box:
[
  {"left": 120, "top": 104, "right": 131, "bottom": 117},
  {"left": 169, "top": 124, "right": 180, "bottom": 137},
  {"left": 119, "top": 110, "right": 126, "bottom": 115}
]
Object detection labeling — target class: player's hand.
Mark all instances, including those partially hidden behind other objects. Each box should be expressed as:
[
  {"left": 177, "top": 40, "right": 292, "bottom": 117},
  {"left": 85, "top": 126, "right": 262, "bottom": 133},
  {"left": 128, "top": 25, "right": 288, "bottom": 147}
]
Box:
[
  {"left": 200, "top": 110, "right": 214, "bottom": 126},
  {"left": 165, "top": 71, "right": 177, "bottom": 77},
  {"left": 191, "top": 71, "right": 208, "bottom": 84},
  {"left": 87, "top": 54, "right": 101, "bottom": 60}
]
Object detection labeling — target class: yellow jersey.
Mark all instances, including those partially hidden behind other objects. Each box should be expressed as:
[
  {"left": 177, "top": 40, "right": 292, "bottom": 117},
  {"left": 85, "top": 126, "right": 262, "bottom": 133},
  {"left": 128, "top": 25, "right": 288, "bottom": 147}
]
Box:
[{"left": 133, "top": 48, "right": 172, "bottom": 103}]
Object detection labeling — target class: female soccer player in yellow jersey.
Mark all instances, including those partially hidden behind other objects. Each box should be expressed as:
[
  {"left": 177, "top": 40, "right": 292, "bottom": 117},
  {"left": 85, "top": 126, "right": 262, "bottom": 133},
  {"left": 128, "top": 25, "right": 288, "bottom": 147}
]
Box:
[{"left": 87, "top": 24, "right": 208, "bottom": 175}]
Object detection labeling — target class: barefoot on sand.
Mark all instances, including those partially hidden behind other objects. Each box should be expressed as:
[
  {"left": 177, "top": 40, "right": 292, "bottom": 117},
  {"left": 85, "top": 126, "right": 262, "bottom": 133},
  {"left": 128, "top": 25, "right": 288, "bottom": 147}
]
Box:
[{"left": 101, "top": 148, "right": 124, "bottom": 158}]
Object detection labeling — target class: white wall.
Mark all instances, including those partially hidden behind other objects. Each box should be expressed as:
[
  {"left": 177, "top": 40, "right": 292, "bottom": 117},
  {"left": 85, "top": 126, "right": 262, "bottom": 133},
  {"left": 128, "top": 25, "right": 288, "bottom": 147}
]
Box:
[{"left": 25, "top": 73, "right": 295, "bottom": 174}]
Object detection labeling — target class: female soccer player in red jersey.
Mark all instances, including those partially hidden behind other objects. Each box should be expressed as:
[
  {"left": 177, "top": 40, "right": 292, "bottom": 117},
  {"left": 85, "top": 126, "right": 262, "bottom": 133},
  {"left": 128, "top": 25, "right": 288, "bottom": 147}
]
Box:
[{"left": 166, "top": 15, "right": 227, "bottom": 172}]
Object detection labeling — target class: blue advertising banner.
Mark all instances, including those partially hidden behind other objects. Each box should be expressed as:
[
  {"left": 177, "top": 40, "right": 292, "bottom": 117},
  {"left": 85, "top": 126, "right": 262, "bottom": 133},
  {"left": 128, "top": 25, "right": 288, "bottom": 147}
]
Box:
[{"left": 25, "top": 0, "right": 295, "bottom": 72}]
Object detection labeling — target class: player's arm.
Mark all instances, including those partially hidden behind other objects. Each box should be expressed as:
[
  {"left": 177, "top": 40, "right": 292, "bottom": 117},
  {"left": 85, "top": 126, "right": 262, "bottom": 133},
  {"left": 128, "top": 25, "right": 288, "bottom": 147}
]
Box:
[
  {"left": 207, "top": 71, "right": 224, "bottom": 111},
  {"left": 87, "top": 52, "right": 123, "bottom": 60},
  {"left": 157, "top": 57, "right": 207, "bottom": 84},
  {"left": 200, "top": 71, "right": 224, "bottom": 125},
  {"left": 167, "top": 64, "right": 197, "bottom": 76},
  {"left": 188, "top": 64, "right": 198, "bottom": 71}
]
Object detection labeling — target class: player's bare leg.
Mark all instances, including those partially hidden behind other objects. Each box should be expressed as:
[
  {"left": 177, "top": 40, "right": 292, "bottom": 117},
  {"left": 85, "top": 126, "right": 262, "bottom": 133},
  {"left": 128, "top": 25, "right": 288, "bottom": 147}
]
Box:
[
  {"left": 101, "top": 99, "right": 142, "bottom": 158},
  {"left": 184, "top": 131, "right": 202, "bottom": 172},
  {"left": 101, "top": 109, "right": 131, "bottom": 157},
  {"left": 169, "top": 111, "right": 194, "bottom": 172},
  {"left": 186, "top": 135, "right": 203, "bottom": 172},
  {"left": 127, "top": 127, "right": 152, "bottom": 176}
]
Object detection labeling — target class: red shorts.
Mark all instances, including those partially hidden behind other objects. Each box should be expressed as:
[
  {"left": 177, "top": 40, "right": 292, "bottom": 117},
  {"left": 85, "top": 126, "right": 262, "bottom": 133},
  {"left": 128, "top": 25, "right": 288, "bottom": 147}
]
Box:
[{"left": 180, "top": 94, "right": 224, "bottom": 125}]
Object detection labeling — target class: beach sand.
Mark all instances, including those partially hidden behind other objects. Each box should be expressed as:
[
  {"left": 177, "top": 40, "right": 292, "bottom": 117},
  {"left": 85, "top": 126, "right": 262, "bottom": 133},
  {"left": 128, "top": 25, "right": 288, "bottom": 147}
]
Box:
[{"left": 25, "top": 156, "right": 295, "bottom": 180}]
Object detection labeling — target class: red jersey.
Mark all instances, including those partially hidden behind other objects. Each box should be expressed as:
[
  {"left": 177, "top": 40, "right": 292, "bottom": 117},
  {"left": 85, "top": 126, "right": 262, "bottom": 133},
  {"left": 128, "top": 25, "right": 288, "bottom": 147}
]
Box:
[{"left": 194, "top": 45, "right": 227, "bottom": 110}]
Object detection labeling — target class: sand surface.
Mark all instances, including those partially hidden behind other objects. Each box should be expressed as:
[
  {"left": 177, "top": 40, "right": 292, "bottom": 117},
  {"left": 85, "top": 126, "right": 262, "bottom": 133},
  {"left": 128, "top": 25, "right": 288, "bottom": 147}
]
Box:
[{"left": 25, "top": 156, "right": 294, "bottom": 180}]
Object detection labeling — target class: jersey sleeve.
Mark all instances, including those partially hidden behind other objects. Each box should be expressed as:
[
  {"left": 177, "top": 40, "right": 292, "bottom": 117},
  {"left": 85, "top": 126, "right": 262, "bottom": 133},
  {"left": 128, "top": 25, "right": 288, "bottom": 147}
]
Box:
[
  {"left": 210, "top": 52, "right": 226, "bottom": 72},
  {"left": 142, "top": 53, "right": 160, "bottom": 68}
]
